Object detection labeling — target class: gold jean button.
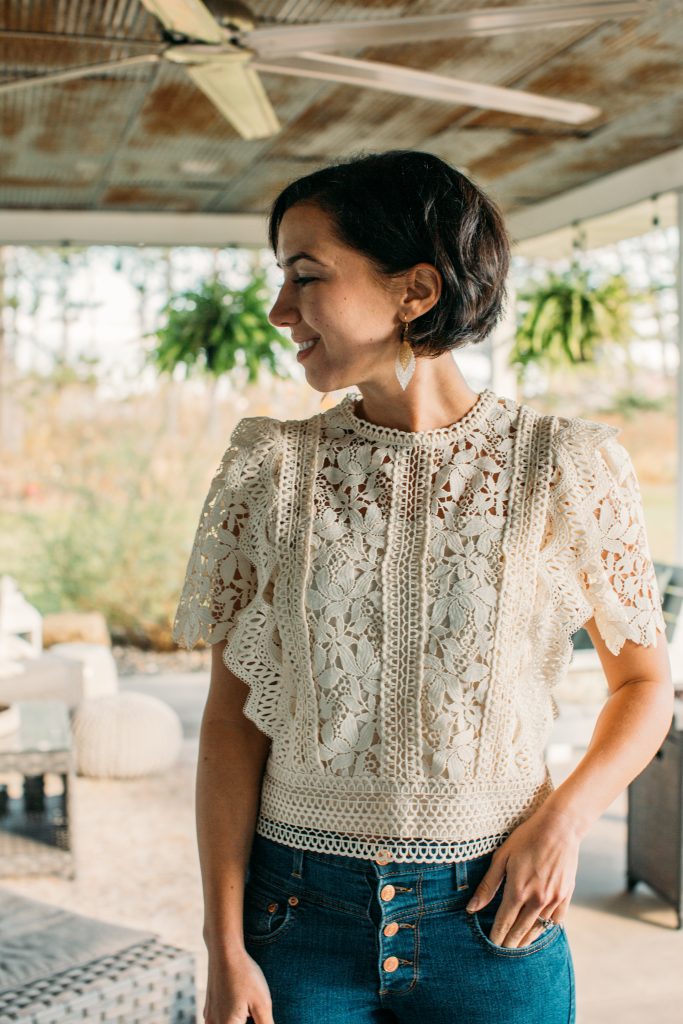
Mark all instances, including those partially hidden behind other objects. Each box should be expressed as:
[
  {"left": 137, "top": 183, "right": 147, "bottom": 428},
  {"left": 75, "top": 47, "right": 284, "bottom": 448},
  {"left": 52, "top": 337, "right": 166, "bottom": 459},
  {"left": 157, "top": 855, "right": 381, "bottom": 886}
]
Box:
[
  {"left": 380, "top": 884, "right": 396, "bottom": 901},
  {"left": 288, "top": 895, "right": 299, "bottom": 906},
  {"left": 383, "top": 922, "right": 399, "bottom": 936},
  {"left": 375, "top": 849, "right": 392, "bottom": 865},
  {"left": 383, "top": 956, "right": 399, "bottom": 972},
  {"left": 267, "top": 902, "right": 277, "bottom": 913}
]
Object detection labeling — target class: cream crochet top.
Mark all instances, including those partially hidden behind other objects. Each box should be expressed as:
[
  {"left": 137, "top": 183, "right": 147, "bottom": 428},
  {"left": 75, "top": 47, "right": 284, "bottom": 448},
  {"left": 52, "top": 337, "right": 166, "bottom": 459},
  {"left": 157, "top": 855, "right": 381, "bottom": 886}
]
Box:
[{"left": 173, "top": 387, "right": 666, "bottom": 863}]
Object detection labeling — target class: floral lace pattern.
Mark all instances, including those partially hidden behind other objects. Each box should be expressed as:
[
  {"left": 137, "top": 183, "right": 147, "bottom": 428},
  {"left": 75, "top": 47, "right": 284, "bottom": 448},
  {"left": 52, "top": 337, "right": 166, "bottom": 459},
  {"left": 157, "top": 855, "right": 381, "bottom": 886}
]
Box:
[{"left": 173, "top": 391, "right": 666, "bottom": 862}]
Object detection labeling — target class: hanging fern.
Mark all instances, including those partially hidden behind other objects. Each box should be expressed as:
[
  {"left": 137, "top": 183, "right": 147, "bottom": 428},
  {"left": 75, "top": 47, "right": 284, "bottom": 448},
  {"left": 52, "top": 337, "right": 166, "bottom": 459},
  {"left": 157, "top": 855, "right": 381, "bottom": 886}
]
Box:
[
  {"left": 148, "top": 271, "right": 290, "bottom": 384},
  {"left": 512, "top": 265, "right": 634, "bottom": 374}
]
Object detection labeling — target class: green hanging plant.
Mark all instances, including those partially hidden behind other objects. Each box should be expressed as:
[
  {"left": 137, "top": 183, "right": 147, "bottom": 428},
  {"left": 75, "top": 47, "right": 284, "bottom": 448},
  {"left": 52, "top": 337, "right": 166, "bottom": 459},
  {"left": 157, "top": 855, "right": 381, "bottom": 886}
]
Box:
[
  {"left": 148, "top": 271, "right": 291, "bottom": 384},
  {"left": 511, "top": 265, "right": 635, "bottom": 374}
]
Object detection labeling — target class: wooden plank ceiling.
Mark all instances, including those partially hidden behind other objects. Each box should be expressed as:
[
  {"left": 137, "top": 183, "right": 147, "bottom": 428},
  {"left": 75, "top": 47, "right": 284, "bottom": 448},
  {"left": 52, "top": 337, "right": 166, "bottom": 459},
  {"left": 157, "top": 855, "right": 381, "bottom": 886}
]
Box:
[{"left": 1, "top": 0, "right": 682, "bottom": 218}]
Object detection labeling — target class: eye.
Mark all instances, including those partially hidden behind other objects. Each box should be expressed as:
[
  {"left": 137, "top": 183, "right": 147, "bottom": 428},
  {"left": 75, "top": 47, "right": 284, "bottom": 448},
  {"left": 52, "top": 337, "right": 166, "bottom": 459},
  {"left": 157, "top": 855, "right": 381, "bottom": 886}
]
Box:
[{"left": 275, "top": 274, "right": 317, "bottom": 288}]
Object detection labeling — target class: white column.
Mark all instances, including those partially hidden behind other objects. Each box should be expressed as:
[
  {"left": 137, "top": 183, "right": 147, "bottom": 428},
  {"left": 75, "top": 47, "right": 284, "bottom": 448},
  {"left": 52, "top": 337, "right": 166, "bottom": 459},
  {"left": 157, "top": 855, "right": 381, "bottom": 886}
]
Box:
[
  {"left": 677, "top": 189, "right": 683, "bottom": 562},
  {"left": 490, "top": 277, "right": 519, "bottom": 400}
]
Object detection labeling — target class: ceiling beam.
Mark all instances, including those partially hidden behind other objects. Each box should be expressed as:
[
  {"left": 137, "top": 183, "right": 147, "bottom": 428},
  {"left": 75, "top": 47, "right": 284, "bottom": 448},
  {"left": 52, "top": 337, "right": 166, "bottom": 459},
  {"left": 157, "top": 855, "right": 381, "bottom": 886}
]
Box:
[
  {"left": 0, "top": 211, "right": 269, "bottom": 247},
  {"left": 507, "top": 143, "right": 683, "bottom": 242}
]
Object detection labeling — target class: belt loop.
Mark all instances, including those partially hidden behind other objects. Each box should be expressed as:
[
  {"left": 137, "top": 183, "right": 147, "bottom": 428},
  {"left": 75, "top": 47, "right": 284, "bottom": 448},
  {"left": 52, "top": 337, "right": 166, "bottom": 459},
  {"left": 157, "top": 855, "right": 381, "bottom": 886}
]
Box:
[
  {"left": 454, "top": 858, "right": 469, "bottom": 891},
  {"left": 291, "top": 847, "right": 304, "bottom": 879}
]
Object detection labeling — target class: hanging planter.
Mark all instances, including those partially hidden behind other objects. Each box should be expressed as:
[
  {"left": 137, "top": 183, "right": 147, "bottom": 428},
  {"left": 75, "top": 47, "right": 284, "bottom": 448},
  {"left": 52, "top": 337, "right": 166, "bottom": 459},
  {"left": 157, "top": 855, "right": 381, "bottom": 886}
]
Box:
[
  {"left": 149, "top": 271, "right": 290, "bottom": 385},
  {"left": 511, "top": 264, "right": 635, "bottom": 391}
]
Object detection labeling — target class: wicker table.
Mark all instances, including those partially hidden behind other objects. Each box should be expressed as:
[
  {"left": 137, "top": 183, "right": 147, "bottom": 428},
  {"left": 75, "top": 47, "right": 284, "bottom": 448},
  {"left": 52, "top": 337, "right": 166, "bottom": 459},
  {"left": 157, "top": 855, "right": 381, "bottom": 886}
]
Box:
[
  {"left": 0, "top": 700, "right": 75, "bottom": 879},
  {"left": 626, "top": 698, "right": 683, "bottom": 928}
]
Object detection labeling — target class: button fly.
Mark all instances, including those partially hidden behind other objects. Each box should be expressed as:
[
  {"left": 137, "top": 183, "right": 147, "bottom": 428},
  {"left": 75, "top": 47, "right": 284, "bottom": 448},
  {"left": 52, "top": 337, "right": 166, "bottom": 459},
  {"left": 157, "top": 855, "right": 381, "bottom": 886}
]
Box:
[
  {"left": 383, "top": 956, "right": 399, "bottom": 973},
  {"left": 383, "top": 922, "right": 399, "bottom": 936},
  {"left": 375, "top": 849, "right": 392, "bottom": 865},
  {"left": 380, "top": 884, "right": 396, "bottom": 901}
]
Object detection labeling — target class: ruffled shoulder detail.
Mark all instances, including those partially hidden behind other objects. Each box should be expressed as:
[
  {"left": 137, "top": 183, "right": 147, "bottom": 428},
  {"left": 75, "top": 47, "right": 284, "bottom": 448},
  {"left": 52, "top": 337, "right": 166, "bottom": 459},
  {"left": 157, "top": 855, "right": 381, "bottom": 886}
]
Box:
[
  {"left": 543, "top": 414, "right": 666, "bottom": 658},
  {"left": 172, "top": 415, "right": 285, "bottom": 739}
]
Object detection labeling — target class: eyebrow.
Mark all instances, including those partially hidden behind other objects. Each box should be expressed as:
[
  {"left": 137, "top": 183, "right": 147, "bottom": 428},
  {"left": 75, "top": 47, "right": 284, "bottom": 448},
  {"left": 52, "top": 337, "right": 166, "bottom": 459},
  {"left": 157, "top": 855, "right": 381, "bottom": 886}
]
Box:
[{"left": 275, "top": 250, "right": 327, "bottom": 269}]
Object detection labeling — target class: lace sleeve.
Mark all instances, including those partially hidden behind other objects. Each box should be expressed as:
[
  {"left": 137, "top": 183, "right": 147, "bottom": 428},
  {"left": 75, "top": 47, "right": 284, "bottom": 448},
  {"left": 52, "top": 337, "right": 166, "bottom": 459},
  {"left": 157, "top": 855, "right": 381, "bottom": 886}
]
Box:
[
  {"left": 172, "top": 416, "right": 281, "bottom": 651},
  {"left": 548, "top": 420, "right": 666, "bottom": 657}
]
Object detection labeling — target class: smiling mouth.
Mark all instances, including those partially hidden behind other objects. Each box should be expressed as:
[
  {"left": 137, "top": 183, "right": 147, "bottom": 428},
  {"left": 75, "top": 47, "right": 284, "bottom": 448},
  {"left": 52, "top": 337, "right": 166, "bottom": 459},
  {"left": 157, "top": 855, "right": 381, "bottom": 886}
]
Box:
[{"left": 297, "top": 337, "right": 320, "bottom": 351}]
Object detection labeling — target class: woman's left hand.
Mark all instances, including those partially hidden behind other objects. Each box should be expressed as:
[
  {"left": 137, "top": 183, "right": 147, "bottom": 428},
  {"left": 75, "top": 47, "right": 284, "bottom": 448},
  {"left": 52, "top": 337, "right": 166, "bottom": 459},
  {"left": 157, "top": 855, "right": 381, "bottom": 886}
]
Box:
[{"left": 465, "top": 804, "right": 581, "bottom": 948}]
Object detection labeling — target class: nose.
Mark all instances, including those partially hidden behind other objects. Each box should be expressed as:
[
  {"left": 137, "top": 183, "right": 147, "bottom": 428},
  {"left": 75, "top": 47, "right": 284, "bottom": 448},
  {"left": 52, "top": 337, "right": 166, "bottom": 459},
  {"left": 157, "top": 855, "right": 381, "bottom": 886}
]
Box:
[{"left": 268, "top": 285, "right": 300, "bottom": 329}]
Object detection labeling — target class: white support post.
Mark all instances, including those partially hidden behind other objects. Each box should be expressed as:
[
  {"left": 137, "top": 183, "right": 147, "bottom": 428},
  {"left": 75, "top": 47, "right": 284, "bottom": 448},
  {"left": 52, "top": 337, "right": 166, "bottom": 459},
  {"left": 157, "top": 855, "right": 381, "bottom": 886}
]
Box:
[
  {"left": 677, "top": 189, "right": 683, "bottom": 563},
  {"left": 490, "top": 277, "right": 518, "bottom": 401}
]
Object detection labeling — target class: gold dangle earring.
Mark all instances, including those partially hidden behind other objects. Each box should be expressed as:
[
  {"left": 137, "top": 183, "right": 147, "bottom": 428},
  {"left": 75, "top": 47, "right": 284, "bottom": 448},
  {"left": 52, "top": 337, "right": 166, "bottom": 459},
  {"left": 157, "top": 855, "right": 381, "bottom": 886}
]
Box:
[{"left": 395, "top": 316, "right": 416, "bottom": 391}]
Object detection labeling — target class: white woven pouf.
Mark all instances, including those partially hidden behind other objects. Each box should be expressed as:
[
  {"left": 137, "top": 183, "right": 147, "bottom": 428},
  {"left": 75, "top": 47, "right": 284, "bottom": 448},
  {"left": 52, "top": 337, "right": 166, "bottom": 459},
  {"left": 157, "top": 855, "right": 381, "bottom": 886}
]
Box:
[
  {"left": 49, "top": 642, "right": 119, "bottom": 700},
  {"left": 72, "top": 692, "right": 183, "bottom": 779}
]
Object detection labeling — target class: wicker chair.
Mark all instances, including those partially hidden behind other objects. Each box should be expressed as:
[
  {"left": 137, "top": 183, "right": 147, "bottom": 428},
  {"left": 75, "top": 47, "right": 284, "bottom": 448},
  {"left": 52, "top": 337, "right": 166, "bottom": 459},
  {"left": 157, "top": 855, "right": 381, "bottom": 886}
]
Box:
[{"left": 0, "top": 887, "right": 196, "bottom": 1022}]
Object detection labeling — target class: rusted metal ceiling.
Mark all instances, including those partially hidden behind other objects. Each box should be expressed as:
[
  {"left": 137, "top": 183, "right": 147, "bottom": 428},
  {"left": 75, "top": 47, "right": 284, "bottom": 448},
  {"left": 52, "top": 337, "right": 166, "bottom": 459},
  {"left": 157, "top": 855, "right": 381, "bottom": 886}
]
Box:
[{"left": 1, "top": 0, "right": 681, "bottom": 217}]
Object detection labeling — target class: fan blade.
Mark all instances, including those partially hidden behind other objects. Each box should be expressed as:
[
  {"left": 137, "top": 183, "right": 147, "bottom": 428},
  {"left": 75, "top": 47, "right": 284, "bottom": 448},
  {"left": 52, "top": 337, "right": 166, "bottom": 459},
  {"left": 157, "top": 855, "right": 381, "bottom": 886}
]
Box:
[
  {"left": 244, "top": 1, "right": 647, "bottom": 58},
  {"left": 184, "top": 55, "right": 280, "bottom": 139},
  {"left": 0, "top": 54, "right": 161, "bottom": 95},
  {"left": 250, "top": 51, "right": 600, "bottom": 125},
  {"left": 139, "top": 0, "right": 226, "bottom": 43}
]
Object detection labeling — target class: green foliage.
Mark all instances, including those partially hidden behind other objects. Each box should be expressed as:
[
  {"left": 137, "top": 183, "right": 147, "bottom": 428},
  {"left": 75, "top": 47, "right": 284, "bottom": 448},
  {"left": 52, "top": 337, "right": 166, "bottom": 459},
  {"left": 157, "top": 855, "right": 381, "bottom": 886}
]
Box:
[
  {"left": 1, "top": 431, "right": 210, "bottom": 647},
  {"left": 604, "top": 389, "right": 668, "bottom": 420},
  {"left": 511, "top": 265, "right": 635, "bottom": 373},
  {"left": 149, "top": 271, "right": 290, "bottom": 383},
  {"left": 6, "top": 498, "right": 188, "bottom": 642}
]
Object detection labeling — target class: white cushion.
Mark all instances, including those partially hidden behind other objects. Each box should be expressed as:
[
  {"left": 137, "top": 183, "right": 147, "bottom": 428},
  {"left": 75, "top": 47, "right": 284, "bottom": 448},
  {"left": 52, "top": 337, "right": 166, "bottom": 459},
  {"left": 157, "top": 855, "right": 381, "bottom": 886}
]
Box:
[{"left": 72, "top": 692, "right": 183, "bottom": 778}]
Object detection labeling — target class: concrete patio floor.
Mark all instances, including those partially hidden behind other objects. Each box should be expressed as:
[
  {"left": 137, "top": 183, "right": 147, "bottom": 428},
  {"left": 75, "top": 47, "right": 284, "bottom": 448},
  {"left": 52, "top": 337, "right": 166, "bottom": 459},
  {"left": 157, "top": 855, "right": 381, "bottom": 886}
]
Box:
[{"left": 2, "top": 670, "right": 681, "bottom": 1023}]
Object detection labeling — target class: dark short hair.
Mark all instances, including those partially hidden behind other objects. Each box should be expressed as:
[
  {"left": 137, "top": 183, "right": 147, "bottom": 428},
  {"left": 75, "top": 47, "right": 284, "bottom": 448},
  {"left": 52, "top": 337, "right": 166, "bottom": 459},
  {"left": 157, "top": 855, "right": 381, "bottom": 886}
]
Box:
[{"left": 267, "top": 149, "right": 512, "bottom": 358}]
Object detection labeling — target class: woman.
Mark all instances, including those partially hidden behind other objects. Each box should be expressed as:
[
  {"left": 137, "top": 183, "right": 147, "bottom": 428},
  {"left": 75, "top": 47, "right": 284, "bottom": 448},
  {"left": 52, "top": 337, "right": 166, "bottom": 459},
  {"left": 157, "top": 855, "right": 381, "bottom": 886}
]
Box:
[{"left": 173, "top": 150, "right": 673, "bottom": 1024}]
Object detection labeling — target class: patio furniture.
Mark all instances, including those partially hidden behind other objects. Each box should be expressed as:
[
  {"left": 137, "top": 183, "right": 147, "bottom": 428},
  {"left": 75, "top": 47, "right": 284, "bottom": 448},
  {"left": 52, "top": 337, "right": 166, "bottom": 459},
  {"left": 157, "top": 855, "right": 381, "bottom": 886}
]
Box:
[
  {"left": 0, "top": 886, "right": 196, "bottom": 1022},
  {"left": 48, "top": 641, "right": 119, "bottom": 699},
  {"left": 0, "top": 700, "right": 75, "bottom": 880},
  {"left": 0, "top": 650, "right": 85, "bottom": 711},
  {"left": 0, "top": 576, "right": 42, "bottom": 656},
  {"left": 72, "top": 692, "right": 183, "bottom": 779},
  {"left": 626, "top": 698, "right": 683, "bottom": 929}
]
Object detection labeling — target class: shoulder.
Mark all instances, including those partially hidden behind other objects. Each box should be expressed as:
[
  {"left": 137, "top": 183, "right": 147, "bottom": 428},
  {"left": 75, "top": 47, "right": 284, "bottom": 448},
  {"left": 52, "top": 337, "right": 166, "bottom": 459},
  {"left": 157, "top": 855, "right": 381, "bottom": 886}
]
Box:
[
  {"left": 228, "top": 414, "right": 285, "bottom": 451},
  {"left": 206, "top": 416, "right": 286, "bottom": 496},
  {"left": 547, "top": 411, "right": 623, "bottom": 473},
  {"left": 228, "top": 407, "right": 324, "bottom": 449},
  {"left": 542, "top": 411, "right": 639, "bottom": 510},
  {"left": 549, "top": 410, "right": 621, "bottom": 448}
]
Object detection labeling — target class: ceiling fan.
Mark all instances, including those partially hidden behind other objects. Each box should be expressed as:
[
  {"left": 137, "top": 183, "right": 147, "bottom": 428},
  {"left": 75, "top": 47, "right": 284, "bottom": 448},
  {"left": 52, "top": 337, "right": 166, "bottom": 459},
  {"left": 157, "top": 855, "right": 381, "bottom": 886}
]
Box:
[{"left": 1, "top": 1, "right": 648, "bottom": 139}]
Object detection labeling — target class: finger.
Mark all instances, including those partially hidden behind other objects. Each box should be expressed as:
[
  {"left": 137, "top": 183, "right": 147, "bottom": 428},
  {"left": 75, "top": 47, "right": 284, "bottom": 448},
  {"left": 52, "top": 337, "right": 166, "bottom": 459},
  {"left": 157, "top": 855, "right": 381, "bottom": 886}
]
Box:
[
  {"left": 553, "top": 892, "right": 572, "bottom": 922},
  {"left": 517, "top": 901, "right": 564, "bottom": 948},
  {"left": 488, "top": 894, "right": 526, "bottom": 946},
  {"left": 466, "top": 853, "right": 508, "bottom": 912},
  {"left": 517, "top": 918, "right": 550, "bottom": 948},
  {"left": 490, "top": 900, "right": 548, "bottom": 948}
]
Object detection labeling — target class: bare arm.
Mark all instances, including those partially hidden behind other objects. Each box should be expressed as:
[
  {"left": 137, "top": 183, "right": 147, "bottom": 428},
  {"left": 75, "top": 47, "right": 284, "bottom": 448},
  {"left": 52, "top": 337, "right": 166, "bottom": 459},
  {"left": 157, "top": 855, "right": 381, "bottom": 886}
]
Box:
[
  {"left": 540, "top": 616, "right": 674, "bottom": 840},
  {"left": 197, "top": 639, "right": 272, "bottom": 959}
]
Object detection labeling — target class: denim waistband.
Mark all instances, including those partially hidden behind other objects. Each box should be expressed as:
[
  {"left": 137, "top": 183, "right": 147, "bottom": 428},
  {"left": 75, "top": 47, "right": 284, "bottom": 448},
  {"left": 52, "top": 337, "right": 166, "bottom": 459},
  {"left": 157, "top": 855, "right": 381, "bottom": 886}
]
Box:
[{"left": 248, "top": 831, "right": 500, "bottom": 897}]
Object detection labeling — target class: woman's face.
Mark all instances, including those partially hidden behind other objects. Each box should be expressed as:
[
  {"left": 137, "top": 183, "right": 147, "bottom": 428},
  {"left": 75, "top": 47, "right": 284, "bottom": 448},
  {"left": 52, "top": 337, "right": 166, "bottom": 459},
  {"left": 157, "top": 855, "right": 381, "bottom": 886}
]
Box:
[{"left": 269, "top": 202, "right": 403, "bottom": 393}]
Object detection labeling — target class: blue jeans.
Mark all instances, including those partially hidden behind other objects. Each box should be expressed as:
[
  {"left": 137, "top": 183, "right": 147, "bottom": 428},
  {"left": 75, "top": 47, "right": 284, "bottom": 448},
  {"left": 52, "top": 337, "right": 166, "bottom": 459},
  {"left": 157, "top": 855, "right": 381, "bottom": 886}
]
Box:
[{"left": 243, "top": 832, "right": 576, "bottom": 1023}]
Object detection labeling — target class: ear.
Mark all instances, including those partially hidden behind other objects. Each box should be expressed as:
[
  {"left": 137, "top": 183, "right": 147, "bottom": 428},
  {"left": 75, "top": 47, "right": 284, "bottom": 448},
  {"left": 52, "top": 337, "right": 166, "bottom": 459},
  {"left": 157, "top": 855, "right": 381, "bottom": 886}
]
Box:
[{"left": 401, "top": 262, "right": 442, "bottom": 319}]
